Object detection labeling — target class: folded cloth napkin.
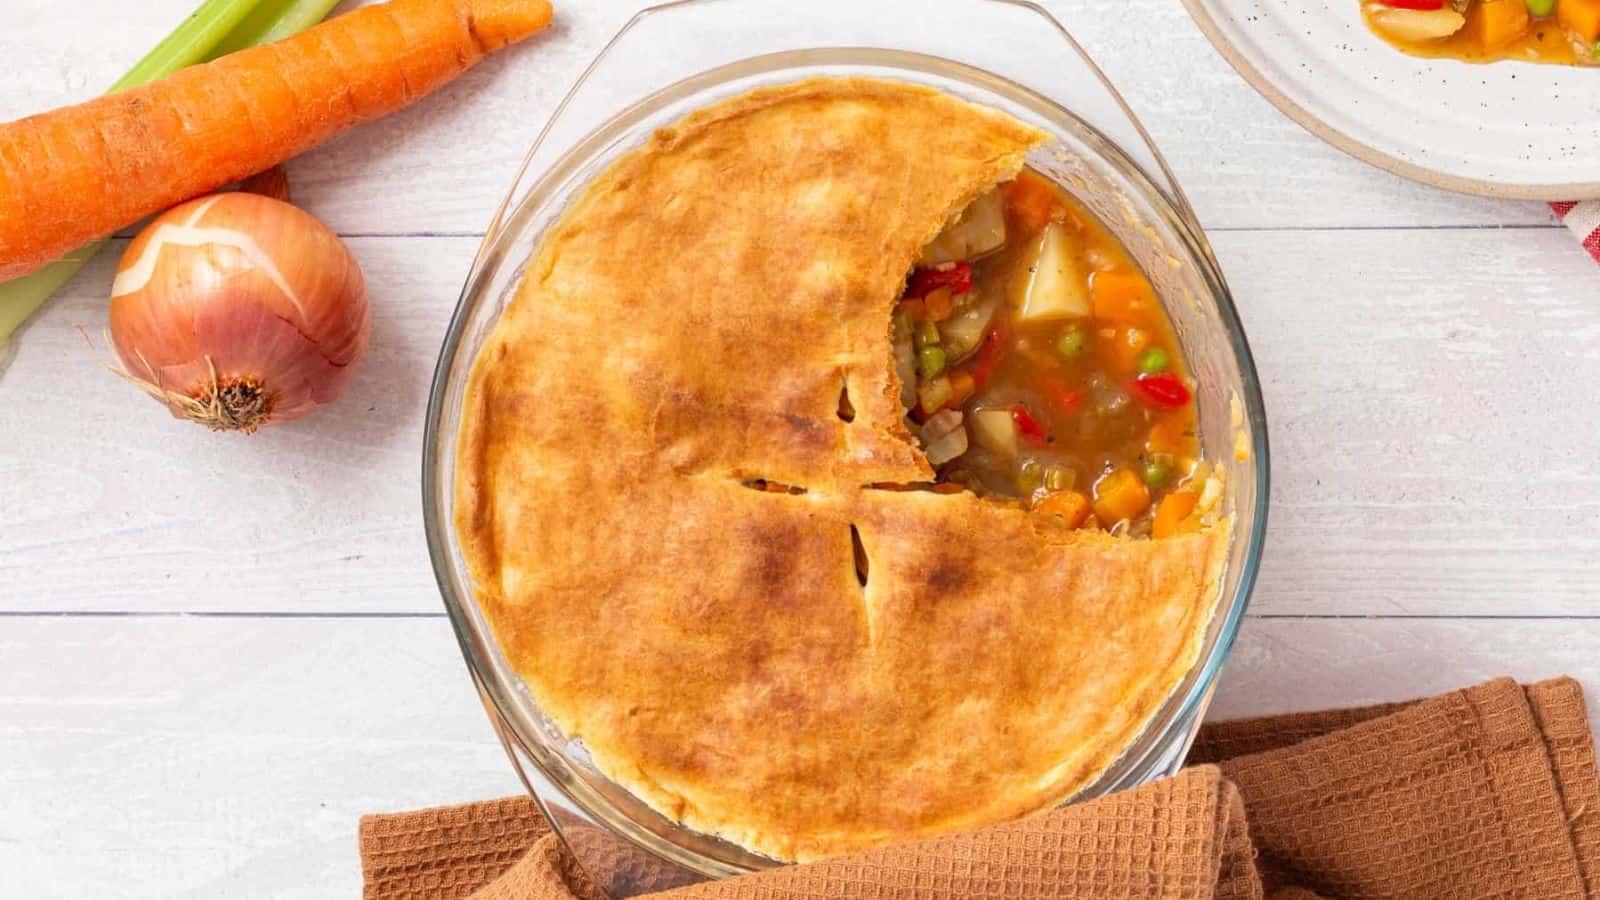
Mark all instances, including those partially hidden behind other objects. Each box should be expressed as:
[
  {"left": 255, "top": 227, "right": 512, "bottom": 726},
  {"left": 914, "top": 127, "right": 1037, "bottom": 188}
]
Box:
[
  {"left": 360, "top": 677, "right": 1600, "bottom": 899},
  {"left": 1553, "top": 202, "right": 1600, "bottom": 263}
]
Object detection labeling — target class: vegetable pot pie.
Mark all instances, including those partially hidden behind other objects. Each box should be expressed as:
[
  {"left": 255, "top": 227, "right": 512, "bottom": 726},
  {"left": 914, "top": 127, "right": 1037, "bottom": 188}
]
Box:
[{"left": 455, "top": 77, "right": 1230, "bottom": 862}]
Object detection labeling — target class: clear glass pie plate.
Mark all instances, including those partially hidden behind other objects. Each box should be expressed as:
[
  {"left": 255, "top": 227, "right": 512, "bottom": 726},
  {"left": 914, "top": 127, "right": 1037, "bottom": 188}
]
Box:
[{"left": 422, "top": 1, "right": 1270, "bottom": 895}]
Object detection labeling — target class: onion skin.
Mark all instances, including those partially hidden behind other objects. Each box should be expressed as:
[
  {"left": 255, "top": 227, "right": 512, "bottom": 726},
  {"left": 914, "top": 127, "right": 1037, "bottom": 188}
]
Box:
[{"left": 109, "top": 193, "right": 369, "bottom": 432}]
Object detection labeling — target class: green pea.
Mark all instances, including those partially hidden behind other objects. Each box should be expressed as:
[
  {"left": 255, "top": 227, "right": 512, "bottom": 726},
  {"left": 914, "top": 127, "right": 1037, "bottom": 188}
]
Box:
[
  {"left": 1137, "top": 347, "right": 1170, "bottom": 374},
  {"left": 915, "top": 320, "right": 941, "bottom": 348},
  {"left": 1055, "top": 328, "right": 1086, "bottom": 358},
  {"left": 1018, "top": 458, "right": 1044, "bottom": 495},
  {"left": 917, "top": 346, "right": 947, "bottom": 379},
  {"left": 1143, "top": 461, "right": 1170, "bottom": 487},
  {"left": 1525, "top": 0, "right": 1555, "bottom": 15}
]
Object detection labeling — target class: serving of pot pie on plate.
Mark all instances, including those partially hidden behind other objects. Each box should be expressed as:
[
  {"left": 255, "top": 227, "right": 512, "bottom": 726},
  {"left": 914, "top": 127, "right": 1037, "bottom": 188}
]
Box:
[{"left": 454, "top": 77, "right": 1230, "bottom": 862}]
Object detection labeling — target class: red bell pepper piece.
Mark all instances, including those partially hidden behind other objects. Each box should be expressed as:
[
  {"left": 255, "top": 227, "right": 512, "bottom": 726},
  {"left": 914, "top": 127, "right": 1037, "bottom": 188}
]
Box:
[
  {"left": 1381, "top": 0, "right": 1443, "bottom": 8},
  {"left": 1133, "top": 372, "right": 1192, "bottom": 409},
  {"left": 905, "top": 262, "right": 973, "bottom": 299},
  {"left": 1011, "top": 404, "right": 1049, "bottom": 444}
]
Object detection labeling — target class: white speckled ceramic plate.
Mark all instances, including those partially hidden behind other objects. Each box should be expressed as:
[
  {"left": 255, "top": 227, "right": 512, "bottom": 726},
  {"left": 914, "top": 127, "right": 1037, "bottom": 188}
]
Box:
[{"left": 1181, "top": 0, "right": 1600, "bottom": 199}]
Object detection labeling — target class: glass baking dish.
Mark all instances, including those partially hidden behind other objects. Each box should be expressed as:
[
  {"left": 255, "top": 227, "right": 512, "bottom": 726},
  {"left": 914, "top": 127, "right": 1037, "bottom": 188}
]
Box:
[{"left": 422, "top": 0, "right": 1270, "bottom": 895}]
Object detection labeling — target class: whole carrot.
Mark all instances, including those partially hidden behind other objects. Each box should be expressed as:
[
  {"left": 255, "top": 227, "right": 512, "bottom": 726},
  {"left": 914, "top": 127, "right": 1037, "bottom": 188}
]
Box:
[{"left": 0, "top": 0, "right": 552, "bottom": 281}]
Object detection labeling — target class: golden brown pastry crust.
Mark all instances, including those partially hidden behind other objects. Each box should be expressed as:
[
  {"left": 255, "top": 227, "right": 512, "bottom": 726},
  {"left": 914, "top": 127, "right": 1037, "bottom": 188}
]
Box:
[{"left": 455, "top": 77, "right": 1229, "bottom": 862}]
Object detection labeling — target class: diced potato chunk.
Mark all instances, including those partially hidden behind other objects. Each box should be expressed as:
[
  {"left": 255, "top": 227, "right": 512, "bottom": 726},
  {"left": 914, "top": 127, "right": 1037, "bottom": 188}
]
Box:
[
  {"left": 1009, "top": 222, "right": 1090, "bottom": 322},
  {"left": 970, "top": 407, "right": 1019, "bottom": 458},
  {"left": 920, "top": 189, "right": 1007, "bottom": 266},
  {"left": 1367, "top": 5, "right": 1467, "bottom": 41}
]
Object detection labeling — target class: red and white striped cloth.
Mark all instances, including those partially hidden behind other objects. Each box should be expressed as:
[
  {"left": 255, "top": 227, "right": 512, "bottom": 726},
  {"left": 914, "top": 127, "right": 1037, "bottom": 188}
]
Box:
[{"left": 1551, "top": 201, "right": 1600, "bottom": 263}]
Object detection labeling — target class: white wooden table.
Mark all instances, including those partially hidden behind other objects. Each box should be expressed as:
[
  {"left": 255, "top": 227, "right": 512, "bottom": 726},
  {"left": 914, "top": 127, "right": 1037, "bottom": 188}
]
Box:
[{"left": 4, "top": 1, "right": 1599, "bottom": 896}]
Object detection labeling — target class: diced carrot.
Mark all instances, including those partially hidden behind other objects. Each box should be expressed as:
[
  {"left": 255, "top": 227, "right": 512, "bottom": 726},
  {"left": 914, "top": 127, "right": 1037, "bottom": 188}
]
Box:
[
  {"left": 1152, "top": 490, "right": 1200, "bottom": 539},
  {"left": 924, "top": 287, "right": 954, "bottom": 321},
  {"left": 1145, "top": 414, "right": 1190, "bottom": 457},
  {"left": 1090, "top": 268, "right": 1154, "bottom": 325},
  {"left": 946, "top": 371, "right": 975, "bottom": 409},
  {"left": 1001, "top": 170, "right": 1060, "bottom": 232},
  {"left": 1559, "top": 0, "right": 1600, "bottom": 40},
  {"left": 1467, "top": 0, "right": 1531, "bottom": 48},
  {"left": 900, "top": 298, "right": 926, "bottom": 322},
  {"left": 1092, "top": 469, "right": 1151, "bottom": 524},
  {"left": 1033, "top": 490, "right": 1091, "bottom": 527},
  {"left": 1102, "top": 327, "right": 1151, "bottom": 374}
]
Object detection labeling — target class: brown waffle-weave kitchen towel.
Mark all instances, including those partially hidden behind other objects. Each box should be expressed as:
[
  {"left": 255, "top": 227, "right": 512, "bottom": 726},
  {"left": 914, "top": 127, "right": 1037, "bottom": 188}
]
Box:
[{"left": 360, "top": 677, "right": 1600, "bottom": 898}]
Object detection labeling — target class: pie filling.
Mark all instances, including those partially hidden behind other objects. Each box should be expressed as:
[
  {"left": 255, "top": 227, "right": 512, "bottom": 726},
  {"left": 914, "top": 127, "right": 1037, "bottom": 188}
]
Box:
[
  {"left": 897, "top": 168, "right": 1218, "bottom": 538},
  {"left": 1362, "top": 0, "right": 1600, "bottom": 66}
]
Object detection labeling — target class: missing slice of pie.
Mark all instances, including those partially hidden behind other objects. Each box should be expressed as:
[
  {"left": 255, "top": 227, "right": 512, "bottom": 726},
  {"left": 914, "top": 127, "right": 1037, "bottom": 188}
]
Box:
[{"left": 454, "top": 77, "right": 1229, "bottom": 862}]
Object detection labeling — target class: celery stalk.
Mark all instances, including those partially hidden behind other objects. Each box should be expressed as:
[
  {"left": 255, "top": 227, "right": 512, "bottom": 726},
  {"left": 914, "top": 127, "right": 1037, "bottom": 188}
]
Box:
[
  {"left": 0, "top": 243, "right": 104, "bottom": 344},
  {"left": 210, "top": 0, "right": 344, "bottom": 57},
  {"left": 109, "top": 0, "right": 265, "bottom": 93},
  {"left": 0, "top": 0, "right": 339, "bottom": 349}
]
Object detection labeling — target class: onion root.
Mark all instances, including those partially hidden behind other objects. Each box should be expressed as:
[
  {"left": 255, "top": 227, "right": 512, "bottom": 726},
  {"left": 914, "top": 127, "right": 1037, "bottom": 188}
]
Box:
[{"left": 113, "top": 351, "right": 275, "bottom": 433}]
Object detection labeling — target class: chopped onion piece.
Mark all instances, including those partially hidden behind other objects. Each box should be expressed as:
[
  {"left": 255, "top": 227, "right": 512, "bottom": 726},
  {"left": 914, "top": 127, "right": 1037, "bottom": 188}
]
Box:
[
  {"left": 919, "top": 188, "right": 1007, "bottom": 266},
  {"left": 940, "top": 296, "right": 998, "bottom": 361},
  {"left": 1086, "top": 373, "right": 1129, "bottom": 415},
  {"left": 1366, "top": 4, "right": 1465, "bottom": 41},
  {"left": 920, "top": 410, "right": 969, "bottom": 466}
]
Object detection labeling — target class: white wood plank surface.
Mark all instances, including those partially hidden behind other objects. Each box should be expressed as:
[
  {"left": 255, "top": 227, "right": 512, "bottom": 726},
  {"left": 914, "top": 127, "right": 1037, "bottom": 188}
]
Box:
[
  {"left": 3, "top": 0, "right": 1598, "bottom": 897},
  {"left": 0, "top": 617, "right": 522, "bottom": 900},
  {"left": 4, "top": 616, "right": 1596, "bottom": 899},
  {"left": 0, "top": 0, "right": 1561, "bottom": 233}
]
